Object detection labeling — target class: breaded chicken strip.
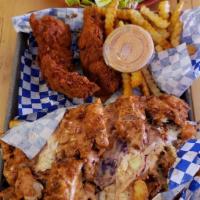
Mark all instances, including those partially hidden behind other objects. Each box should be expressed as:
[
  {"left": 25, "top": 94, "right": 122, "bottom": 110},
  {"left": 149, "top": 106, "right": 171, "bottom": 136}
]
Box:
[
  {"left": 30, "top": 14, "right": 99, "bottom": 99},
  {"left": 40, "top": 55, "right": 99, "bottom": 99},
  {"left": 79, "top": 8, "right": 121, "bottom": 96}
]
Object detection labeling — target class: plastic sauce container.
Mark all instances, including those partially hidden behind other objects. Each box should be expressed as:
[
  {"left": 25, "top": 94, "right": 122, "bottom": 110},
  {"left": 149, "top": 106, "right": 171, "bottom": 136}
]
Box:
[{"left": 103, "top": 24, "right": 154, "bottom": 73}]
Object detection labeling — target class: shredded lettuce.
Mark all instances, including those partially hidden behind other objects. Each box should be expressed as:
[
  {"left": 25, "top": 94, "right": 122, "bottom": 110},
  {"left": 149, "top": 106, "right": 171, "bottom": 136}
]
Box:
[
  {"left": 119, "top": 0, "right": 145, "bottom": 8},
  {"left": 119, "top": 0, "right": 129, "bottom": 8},
  {"left": 65, "top": 0, "right": 144, "bottom": 7},
  {"left": 95, "top": 0, "right": 112, "bottom": 7},
  {"left": 65, "top": 0, "right": 80, "bottom": 6},
  {"left": 81, "top": 0, "right": 94, "bottom": 6}
]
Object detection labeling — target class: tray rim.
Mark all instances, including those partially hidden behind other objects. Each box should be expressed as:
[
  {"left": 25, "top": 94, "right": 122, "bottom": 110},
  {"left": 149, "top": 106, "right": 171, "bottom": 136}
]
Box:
[
  {"left": 4, "top": 32, "right": 195, "bottom": 131},
  {"left": 0, "top": 31, "right": 196, "bottom": 190}
]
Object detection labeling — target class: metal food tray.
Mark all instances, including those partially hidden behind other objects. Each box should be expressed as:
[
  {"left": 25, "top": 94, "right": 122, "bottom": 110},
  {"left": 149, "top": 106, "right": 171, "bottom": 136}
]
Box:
[{"left": 0, "top": 32, "right": 195, "bottom": 189}]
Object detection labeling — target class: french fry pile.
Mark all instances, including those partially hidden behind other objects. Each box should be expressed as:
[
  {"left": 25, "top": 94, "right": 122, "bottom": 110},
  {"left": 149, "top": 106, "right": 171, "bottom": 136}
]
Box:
[{"left": 92, "top": 0, "right": 194, "bottom": 97}]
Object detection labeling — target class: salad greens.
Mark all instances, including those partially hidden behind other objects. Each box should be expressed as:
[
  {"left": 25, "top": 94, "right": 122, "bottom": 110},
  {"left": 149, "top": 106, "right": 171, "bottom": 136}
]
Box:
[
  {"left": 65, "top": 0, "right": 144, "bottom": 8},
  {"left": 95, "top": 0, "right": 112, "bottom": 7}
]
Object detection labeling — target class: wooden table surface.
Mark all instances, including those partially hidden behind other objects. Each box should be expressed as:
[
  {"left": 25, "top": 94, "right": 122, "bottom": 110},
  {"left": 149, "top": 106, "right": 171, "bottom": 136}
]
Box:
[{"left": 0, "top": 0, "right": 200, "bottom": 132}]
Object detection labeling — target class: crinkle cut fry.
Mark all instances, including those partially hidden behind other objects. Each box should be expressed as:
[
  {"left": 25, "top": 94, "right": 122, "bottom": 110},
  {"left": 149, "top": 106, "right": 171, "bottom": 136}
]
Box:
[
  {"left": 142, "top": 67, "right": 162, "bottom": 96},
  {"left": 140, "top": 5, "right": 169, "bottom": 29},
  {"left": 170, "top": 20, "right": 183, "bottom": 47},
  {"left": 169, "top": 1, "right": 184, "bottom": 32},
  {"left": 116, "top": 9, "right": 172, "bottom": 49},
  {"left": 122, "top": 73, "right": 132, "bottom": 96},
  {"left": 158, "top": 0, "right": 170, "bottom": 20},
  {"left": 141, "top": 78, "right": 150, "bottom": 96},
  {"left": 156, "top": 27, "right": 170, "bottom": 39},
  {"left": 105, "top": 0, "right": 119, "bottom": 35}
]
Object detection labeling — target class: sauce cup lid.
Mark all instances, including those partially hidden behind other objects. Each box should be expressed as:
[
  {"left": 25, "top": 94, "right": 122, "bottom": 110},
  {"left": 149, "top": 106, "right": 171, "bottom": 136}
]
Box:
[{"left": 103, "top": 24, "right": 154, "bottom": 73}]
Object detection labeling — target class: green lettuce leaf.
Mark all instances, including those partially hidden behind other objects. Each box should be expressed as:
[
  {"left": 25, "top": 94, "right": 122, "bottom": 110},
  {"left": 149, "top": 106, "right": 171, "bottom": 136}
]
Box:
[
  {"left": 65, "top": 0, "right": 80, "bottom": 6},
  {"left": 81, "top": 0, "right": 94, "bottom": 5},
  {"left": 119, "top": 0, "right": 129, "bottom": 8},
  {"left": 95, "top": 0, "right": 112, "bottom": 7}
]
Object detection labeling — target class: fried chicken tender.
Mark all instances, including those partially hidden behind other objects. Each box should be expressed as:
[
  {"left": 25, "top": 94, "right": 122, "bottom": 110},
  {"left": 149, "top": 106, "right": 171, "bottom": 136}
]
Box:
[
  {"left": 30, "top": 14, "right": 99, "bottom": 99},
  {"left": 1, "top": 142, "right": 29, "bottom": 185},
  {"left": 44, "top": 159, "right": 83, "bottom": 200},
  {"left": 0, "top": 143, "right": 43, "bottom": 200},
  {"left": 104, "top": 96, "right": 146, "bottom": 149},
  {"left": 15, "top": 167, "right": 43, "bottom": 200},
  {"left": 35, "top": 99, "right": 109, "bottom": 183},
  {"left": 145, "top": 145, "right": 176, "bottom": 199},
  {"left": 79, "top": 8, "right": 121, "bottom": 96},
  {"left": 40, "top": 55, "right": 99, "bottom": 98},
  {"left": 56, "top": 99, "right": 109, "bottom": 160},
  {"left": 146, "top": 95, "right": 189, "bottom": 126},
  {"left": 159, "top": 95, "right": 190, "bottom": 124},
  {"left": 43, "top": 159, "right": 97, "bottom": 200},
  {"left": 1, "top": 95, "right": 196, "bottom": 199},
  {"left": 0, "top": 187, "right": 17, "bottom": 200},
  {"left": 87, "top": 61, "right": 121, "bottom": 96}
]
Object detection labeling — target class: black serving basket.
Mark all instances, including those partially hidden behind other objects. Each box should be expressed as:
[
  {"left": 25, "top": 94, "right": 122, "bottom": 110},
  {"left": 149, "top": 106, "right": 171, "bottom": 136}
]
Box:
[{"left": 0, "top": 32, "right": 195, "bottom": 189}]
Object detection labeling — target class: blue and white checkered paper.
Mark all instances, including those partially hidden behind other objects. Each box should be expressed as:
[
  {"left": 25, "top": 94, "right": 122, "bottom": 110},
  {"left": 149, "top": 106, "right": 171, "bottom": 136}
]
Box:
[
  {"left": 12, "top": 8, "right": 97, "bottom": 121},
  {"left": 1, "top": 107, "right": 67, "bottom": 159},
  {"left": 153, "top": 139, "right": 200, "bottom": 200},
  {"left": 181, "top": 7, "right": 200, "bottom": 78},
  {"left": 13, "top": 8, "right": 84, "bottom": 33},
  {"left": 150, "top": 8, "right": 200, "bottom": 97},
  {"left": 150, "top": 43, "right": 195, "bottom": 97}
]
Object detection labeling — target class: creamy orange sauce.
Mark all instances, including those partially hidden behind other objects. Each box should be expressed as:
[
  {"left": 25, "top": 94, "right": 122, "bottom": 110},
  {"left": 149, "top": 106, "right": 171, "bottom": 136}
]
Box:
[{"left": 103, "top": 25, "right": 154, "bottom": 73}]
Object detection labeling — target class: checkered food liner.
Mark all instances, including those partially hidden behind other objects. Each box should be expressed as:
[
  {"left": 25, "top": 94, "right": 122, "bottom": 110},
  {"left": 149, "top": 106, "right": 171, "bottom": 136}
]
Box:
[
  {"left": 1, "top": 107, "right": 66, "bottom": 159},
  {"left": 153, "top": 139, "right": 200, "bottom": 200},
  {"left": 150, "top": 43, "right": 195, "bottom": 97},
  {"left": 13, "top": 8, "right": 84, "bottom": 33},
  {"left": 150, "top": 8, "right": 200, "bottom": 97},
  {"left": 12, "top": 8, "right": 98, "bottom": 121},
  {"left": 181, "top": 7, "right": 200, "bottom": 78},
  {"left": 13, "top": 7, "right": 200, "bottom": 119},
  {"left": 1, "top": 108, "right": 200, "bottom": 198}
]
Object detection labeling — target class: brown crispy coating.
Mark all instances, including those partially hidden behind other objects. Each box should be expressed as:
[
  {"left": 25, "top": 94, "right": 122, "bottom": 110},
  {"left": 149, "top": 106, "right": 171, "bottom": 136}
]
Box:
[
  {"left": 145, "top": 146, "right": 176, "bottom": 199},
  {"left": 1, "top": 142, "right": 29, "bottom": 185},
  {"left": 30, "top": 14, "right": 72, "bottom": 69},
  {"left": 40, "top": 55, "right": 99, "bottom": 99},
  {"left": 79, "top": 8, "right": 121, "bottom": 96},
  {"left": 0, "top": 187, "right": 17, "bottom": 200},
  {"left": 104, "top": 96, "right": 146, "bottom": 149},
  {"left": 44, "top": 159, "right": 83, "bottom": 200},
  {"left": 30, "top": 14, "right": 99, "bottom": 99},
  {"left": 146, "top": 95, "right": 189, "bottom": 126},
  {"left": 55, "top": 99, "right": 109, "bottom": 160},
  {"left": 1, "top": 95, "right": 195, "bottom": 199},
  {"left": 15, "top": 167, "right": 43, "bottom": 199},
  {"left": 87, "top": 61, "right": 121, "bottom": 96}
]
